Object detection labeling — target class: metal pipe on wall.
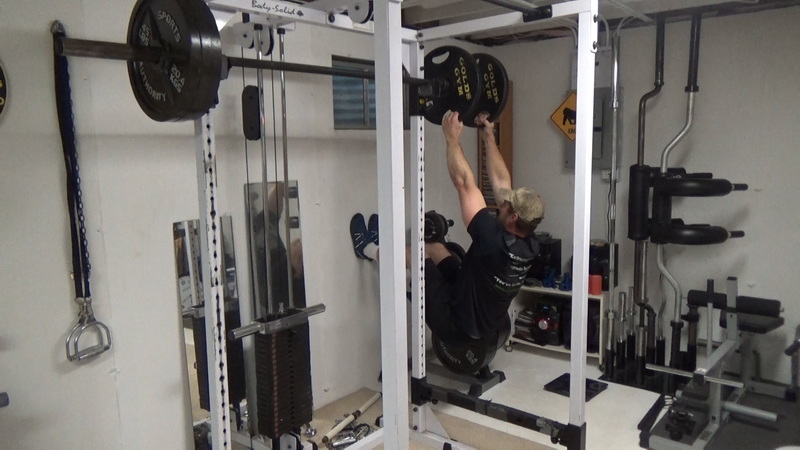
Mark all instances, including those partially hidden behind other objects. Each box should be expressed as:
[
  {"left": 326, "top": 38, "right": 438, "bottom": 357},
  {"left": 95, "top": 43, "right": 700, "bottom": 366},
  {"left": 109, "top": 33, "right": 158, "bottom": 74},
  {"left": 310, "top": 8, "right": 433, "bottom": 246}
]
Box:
[
  {"left": 480, "top": 0, "right": 538, "bottom": 14},
  {"left": 630, "top": 17, "right": 665, "bottom": 341},
  {"left": 637, "top": 16, "right": 665, "bottom": 165},
  {"left": 608, "top": 34, "right": 621, "bottom": 308},
  {"left": 661, "top": 14, "right": 702, "bottom": 307},
  {"left": 604, "top": 34, "right": 622, "bottom": 379}
]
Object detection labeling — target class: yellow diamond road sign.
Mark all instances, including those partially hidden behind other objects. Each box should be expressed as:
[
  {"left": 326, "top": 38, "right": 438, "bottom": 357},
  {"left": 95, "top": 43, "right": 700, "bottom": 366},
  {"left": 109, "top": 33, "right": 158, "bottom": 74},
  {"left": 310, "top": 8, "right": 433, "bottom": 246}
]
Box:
[{"left": 550, "top": 91, "right": 577, "bottom": 141}]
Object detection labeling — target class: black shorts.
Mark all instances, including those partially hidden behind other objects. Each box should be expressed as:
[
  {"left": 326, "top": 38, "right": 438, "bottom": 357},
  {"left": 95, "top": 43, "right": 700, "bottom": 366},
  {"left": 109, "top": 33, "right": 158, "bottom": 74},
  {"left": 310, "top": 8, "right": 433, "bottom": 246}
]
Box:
[{"left": 424, "top": 256, "right": 464, "bottom": 343}]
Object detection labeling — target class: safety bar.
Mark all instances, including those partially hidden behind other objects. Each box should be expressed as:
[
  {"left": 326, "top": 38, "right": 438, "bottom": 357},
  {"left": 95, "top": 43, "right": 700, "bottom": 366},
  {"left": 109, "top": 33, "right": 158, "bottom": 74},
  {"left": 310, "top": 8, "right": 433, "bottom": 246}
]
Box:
[
  {"left": 674, "top": 391, "right": 778, "bottom": 423},
  {"left": 692, "top": 339, "right": 738, "bottom": 384},
  {"left": 645, "top": 363, "right": 743, "bottom": 389}
]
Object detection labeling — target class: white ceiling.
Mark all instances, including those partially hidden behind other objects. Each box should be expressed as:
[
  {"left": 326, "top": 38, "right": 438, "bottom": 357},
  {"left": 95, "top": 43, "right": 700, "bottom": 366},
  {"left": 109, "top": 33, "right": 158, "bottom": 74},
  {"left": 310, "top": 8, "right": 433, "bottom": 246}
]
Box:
[
  {"left": 401, "top": 0, "right": 799, "bottom": 45},
  {"left": 304, "top": 0, "right": 800, "bottom": 46}
]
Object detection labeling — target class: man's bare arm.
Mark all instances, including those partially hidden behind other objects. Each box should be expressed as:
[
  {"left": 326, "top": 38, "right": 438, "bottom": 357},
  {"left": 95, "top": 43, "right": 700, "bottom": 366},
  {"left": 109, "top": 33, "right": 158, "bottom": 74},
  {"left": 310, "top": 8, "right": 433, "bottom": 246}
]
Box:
[
  {"left": 477, "top": 114, "right": 512, "bottom": 206},
  {"left": 443, "top": 111, "right": 486, "bottom": 227}
]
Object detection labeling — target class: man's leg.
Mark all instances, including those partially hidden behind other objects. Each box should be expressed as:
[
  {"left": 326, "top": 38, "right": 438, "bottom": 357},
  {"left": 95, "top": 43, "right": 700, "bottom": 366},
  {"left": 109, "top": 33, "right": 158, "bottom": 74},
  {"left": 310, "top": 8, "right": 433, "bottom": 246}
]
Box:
[
  {"left": 424, "top": 258, "right": 461, "bottom": 343},
  {"left": 350, "top": 213, "right": 379, "bottom": 261},
  {"left": 425, "top": 242, "right": 461, "bottom": 283},
  {"left": 352, "top": 214, "right": 416, "bottom": 267}
]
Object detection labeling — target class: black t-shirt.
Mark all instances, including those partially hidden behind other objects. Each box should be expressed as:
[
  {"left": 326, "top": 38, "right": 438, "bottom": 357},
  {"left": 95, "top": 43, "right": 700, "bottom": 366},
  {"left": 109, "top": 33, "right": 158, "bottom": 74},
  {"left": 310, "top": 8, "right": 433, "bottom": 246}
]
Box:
[{"left": 451, "top": 208, "right": 539, "bottom": 338}]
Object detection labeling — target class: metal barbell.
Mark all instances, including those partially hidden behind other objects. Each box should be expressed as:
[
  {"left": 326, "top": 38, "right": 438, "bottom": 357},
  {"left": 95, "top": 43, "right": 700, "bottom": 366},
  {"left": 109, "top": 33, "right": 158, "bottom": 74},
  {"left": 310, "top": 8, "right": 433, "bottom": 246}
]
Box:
[{"left": 52, "top": 0, "right": 508, "bottom": 124}]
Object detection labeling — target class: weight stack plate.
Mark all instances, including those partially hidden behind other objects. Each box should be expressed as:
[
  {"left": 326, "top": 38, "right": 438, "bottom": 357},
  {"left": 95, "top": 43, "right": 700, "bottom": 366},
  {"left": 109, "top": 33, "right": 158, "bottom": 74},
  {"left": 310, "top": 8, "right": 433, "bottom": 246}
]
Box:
[
  {"left": 254, "top": 322, "right": 313, "bottom": 439},
  {"left": 192, "top": 308, "right": 247, "bottom": 411}
]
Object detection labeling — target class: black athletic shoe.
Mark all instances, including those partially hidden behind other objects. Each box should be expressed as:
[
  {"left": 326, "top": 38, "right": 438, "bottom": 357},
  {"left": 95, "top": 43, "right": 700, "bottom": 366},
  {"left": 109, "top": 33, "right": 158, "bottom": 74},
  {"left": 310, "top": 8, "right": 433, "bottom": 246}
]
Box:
[
  {"left": 368, "top": 213, "right": 379, "bottom": 246},
  {"left": 350, "top": 213, "right": 372, "bottom": 260}
]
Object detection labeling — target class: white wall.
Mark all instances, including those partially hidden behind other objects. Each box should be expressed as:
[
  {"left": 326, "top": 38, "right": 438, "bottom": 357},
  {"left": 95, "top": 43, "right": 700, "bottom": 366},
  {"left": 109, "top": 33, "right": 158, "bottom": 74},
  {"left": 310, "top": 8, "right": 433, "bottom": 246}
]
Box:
[
  {"left": 1, "top": 1, "right": 798, "bottom": 449},
  {"left": 0, "top": 0, "right": 393, "bottom": 448},
  {"left": 490, "top": 6, "right": 800, "bottom": 383}
]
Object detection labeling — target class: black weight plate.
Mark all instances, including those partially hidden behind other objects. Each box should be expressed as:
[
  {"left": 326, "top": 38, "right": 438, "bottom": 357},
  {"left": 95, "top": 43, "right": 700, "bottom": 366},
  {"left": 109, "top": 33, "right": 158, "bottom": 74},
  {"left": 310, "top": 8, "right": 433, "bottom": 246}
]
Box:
[
  {"left": 432, "top": 333, "right": 489, "bottom": 375},
  {"left": 463, "top": 53, "right": 509, "bottom": 127},
  {"left": 127, "top": 0, "right": 222, "bottom": 122},
  {"left": 423, "top": 46, "right": 483, "bottom": 125}
]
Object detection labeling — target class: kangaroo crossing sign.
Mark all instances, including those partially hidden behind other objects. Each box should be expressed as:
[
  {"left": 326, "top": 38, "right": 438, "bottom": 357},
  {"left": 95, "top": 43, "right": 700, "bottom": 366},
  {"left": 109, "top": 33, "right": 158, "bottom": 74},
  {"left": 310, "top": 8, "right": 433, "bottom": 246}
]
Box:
[{"left": 551, "top": 91, "right": 577, "bottom": 141}]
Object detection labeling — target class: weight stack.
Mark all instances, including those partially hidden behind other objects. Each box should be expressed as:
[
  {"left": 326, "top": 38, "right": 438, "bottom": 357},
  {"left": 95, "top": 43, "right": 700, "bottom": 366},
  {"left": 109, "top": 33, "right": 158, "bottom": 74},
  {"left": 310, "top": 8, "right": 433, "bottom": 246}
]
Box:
[
  {"left": 254, "top": 321, "right": 313, "bottom": 439},
  {"left": 192, "top": 308, "right": 247, "bottom": 411}
]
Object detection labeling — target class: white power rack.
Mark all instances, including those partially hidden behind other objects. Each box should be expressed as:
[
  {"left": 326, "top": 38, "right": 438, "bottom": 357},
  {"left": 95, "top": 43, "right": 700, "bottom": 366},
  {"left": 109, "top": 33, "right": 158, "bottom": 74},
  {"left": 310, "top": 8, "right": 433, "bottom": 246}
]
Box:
[{"left": 195, "top": 1, "right": 599, "bottom": 448}]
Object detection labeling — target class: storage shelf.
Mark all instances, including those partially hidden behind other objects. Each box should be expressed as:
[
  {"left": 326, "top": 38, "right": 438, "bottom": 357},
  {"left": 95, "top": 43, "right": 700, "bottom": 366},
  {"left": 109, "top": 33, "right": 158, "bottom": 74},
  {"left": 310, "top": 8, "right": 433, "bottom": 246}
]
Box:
[{"left": 511, "top": 285, "right": 607, "bottom": 365}]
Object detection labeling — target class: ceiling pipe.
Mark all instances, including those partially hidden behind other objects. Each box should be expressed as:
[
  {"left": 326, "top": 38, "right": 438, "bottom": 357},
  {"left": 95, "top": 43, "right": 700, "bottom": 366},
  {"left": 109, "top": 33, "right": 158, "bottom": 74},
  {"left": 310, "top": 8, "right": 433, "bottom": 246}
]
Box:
[
  {"left": 479, "top": 0, "right": 538, "bottom": 14},
  {"left": 627, "top": 16, "right": 665, "bottom": 387}
]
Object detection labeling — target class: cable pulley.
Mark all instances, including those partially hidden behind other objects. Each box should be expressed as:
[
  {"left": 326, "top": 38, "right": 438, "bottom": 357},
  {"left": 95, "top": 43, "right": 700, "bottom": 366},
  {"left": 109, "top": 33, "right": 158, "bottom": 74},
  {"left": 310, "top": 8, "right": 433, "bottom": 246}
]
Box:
[
  {"left": 52, "top": 22, "right": 113, "bottom": 362},
  {"left": 52, "top": 0, "right": 509, "bottom": 124}
]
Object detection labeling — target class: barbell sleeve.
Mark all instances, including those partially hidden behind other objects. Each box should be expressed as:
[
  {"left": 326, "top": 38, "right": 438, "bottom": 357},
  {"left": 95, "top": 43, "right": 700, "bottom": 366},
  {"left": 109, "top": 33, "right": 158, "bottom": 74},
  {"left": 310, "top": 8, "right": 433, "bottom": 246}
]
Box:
[{"left": 56, "top": 37, "right": 164, "bottom": 64}]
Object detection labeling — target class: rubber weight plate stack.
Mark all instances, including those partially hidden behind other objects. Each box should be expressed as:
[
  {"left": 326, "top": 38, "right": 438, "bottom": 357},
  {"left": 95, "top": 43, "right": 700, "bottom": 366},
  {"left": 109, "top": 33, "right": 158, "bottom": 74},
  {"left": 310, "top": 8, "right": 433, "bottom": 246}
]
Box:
[
  {"left": 127, "top": 0, "right": 222, "bottom": 121},
  {"left": 422, "top": 46, "right": 483, "bottom": 125}
]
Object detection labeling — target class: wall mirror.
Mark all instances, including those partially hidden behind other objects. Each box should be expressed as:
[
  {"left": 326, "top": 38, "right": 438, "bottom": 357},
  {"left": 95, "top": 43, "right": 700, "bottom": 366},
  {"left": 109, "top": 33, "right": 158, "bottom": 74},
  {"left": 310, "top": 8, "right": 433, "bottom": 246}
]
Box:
[
  {"left": 172, "top": 216, "right": 246, "bottom": 448},
  {"left": 171, "top": 180, "right": 307, "bottom": 446},
  {"left": 246, "top": 180, "right": 306, "bottom": 318}
]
